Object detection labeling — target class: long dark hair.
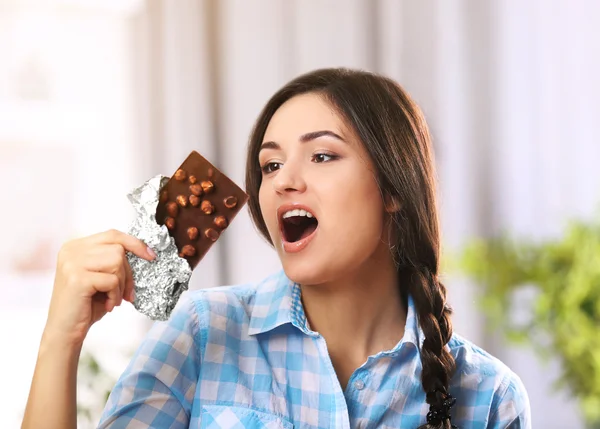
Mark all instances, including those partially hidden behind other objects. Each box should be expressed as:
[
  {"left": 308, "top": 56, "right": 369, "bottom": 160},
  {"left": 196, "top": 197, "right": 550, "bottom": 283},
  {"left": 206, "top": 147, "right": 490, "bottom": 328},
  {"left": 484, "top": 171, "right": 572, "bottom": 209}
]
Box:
[{"left": 245, "top": 68, "right": 456, "bottom": 429}]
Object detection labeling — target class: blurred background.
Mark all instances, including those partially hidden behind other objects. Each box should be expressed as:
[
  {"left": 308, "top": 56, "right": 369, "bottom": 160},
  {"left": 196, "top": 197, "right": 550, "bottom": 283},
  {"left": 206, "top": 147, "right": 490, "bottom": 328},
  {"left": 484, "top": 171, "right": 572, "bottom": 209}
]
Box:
[{"left": 1, "top": 0, "right": 599, "bottom": 427}]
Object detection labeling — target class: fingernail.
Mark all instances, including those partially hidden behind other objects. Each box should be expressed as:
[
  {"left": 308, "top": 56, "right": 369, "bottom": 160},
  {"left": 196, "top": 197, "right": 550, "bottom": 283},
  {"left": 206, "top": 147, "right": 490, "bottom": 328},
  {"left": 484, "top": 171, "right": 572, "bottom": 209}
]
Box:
[
  {"left": 129, "top": 289, "right": 136, "bottom": 302},
  {"left": 147, "top": 246, "right": 157, "bottom": 260}
]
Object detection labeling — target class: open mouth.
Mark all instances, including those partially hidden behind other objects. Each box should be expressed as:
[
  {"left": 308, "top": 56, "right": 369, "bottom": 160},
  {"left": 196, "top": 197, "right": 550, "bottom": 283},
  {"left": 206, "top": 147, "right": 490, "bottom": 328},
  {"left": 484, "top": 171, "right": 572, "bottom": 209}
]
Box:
[{"left": 280, "top": 208, "right": 318, "bottom": 243}]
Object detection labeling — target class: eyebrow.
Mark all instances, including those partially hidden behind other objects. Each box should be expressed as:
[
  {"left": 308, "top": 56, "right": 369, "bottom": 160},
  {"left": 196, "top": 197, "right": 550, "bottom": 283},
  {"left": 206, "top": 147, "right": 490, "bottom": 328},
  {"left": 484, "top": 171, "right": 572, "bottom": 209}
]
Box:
[{"left": 259, "top": 130, "right": 346, "bottom": 152}]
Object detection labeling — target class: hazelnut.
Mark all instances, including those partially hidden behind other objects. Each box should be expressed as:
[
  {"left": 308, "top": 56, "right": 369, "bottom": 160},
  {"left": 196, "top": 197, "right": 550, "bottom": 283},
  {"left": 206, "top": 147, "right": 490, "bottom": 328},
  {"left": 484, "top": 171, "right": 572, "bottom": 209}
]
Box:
[
  {"left": 201, "top": 180, "right": 214, "bottom": 194},
  {"left": 201, "top": 200, "right": 214, "bottom": 215},
  {"left": 160, "top": 190, "right": 169, "bottom": 203},
  {"left": 176, "top": 195, "right": 188, "bottom": 207},
  {"left": 204, "top": 228, "right": 219, "bottom": 241},
  {"left": 223, "top": 196, "right": 237, "bottom": 209},
  {"left": 180, "top": 245, "right": 196, "bottom": 257},
  {"left": 187, "top": 226, "right": 199, "bottom": 240},
  {"left": 188, "top": 175, "right": 197, "bottom": 184},
  {"left": 189, "top": 195, "right": 200, "bottom": 207},
  {"left": 174, "top": 169, "right": 187, "bottom": 181},
  {"left": 165, "top": 217, "right": 176, "bottom": 230},
  {"left": 166, "top": 201, "right": 178, "bottom": 217},
  {"left": 189, "top": 183, "right": 203, "bottom": 196},
  {"left": 214, "top": 215, "right": 228, "bottom": 229}
]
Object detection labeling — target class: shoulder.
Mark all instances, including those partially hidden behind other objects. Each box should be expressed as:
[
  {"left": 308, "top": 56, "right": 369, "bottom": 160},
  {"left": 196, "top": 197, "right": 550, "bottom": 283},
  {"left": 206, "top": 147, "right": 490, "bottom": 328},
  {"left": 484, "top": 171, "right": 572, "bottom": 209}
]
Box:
[
  {"left": 448, "top": 333, "right": 531, "bottom": 427},
  {"left": 176, "top": 270, "right": 287, "bottom": 334},
  {"left": 184, "top": 270, "right": 284, "bottom": 312},
  {"left": 448, "top": 332, "right": 526, "bottom": 393}
]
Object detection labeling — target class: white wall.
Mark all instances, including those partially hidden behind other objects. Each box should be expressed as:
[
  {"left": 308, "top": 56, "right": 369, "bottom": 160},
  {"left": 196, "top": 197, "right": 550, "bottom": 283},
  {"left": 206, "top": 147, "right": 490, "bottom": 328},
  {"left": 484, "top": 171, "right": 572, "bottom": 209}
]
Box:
[{"left": 0, "top": 3, "right": 148, "bottom": 427}]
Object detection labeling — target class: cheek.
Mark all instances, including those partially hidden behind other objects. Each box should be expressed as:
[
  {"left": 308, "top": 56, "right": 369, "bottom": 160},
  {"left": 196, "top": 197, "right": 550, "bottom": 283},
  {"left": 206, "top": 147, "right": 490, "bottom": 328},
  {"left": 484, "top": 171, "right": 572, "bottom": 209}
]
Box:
[
  {"left": 322, "top": 172, "right": 386, "bottom": 237},
  {"left": 258, "top": 184, "right": 277, "bottom": 234}
]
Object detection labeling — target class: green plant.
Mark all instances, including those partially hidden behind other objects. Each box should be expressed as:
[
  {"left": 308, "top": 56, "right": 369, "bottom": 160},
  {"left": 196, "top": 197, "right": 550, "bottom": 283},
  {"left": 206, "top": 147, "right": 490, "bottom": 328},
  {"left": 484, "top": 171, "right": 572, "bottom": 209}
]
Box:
[
  {"left": 77, "top": 350, "right": 118, "bottom": 429},
  {"left": 458, "top": 215, "right": 600, "bottom": 426}
]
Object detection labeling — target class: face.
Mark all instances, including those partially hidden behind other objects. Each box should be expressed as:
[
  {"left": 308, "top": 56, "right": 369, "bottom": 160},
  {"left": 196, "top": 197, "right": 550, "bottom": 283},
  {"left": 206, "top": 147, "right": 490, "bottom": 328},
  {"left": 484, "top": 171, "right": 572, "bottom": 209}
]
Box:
[{"left": 258, "top": 93, "right": 390, "bottom": 286}]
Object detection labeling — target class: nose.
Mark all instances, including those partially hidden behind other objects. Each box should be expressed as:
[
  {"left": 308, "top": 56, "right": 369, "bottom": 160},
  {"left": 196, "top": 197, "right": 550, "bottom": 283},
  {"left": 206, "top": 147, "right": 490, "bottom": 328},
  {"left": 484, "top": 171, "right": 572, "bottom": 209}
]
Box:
[{"left": 271, "top": 161, "right": 307, "bottom": 195}]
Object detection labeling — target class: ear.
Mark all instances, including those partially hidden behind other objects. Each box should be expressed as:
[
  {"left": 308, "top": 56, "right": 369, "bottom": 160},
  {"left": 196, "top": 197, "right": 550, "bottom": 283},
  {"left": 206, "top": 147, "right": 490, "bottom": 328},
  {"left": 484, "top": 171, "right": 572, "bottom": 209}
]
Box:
[{"left": 384, "top": 194, "right": 402, "bottom": 213}]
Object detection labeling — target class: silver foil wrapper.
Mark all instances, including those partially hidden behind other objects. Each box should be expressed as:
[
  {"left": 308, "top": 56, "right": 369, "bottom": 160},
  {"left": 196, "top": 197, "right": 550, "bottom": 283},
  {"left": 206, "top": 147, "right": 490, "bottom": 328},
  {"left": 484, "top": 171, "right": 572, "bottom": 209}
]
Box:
[{"left": 126, "top": 175, "right": 192, "bottom": 321}]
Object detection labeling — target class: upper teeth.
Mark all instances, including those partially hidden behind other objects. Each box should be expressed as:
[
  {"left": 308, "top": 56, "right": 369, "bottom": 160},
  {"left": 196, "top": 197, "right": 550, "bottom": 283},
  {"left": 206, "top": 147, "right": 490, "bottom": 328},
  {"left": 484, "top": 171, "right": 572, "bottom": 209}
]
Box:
[{"left": 282, "top": 209, "right": 313, "bottom": 219}]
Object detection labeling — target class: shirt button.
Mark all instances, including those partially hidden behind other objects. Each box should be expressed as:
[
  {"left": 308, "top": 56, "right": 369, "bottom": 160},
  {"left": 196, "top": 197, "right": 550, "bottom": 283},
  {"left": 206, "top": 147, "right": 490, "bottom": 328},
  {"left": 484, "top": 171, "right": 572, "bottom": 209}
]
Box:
[{"left": 354, "top": 379, "right": 365, "bottom": 390}]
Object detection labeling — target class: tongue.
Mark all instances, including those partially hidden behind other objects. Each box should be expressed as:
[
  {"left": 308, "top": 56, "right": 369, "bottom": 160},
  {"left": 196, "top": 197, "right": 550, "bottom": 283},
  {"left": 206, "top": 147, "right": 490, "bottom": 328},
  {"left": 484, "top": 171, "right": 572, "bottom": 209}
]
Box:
[{"left": 299, "top": 222, "right": 317, "bottom": 240}]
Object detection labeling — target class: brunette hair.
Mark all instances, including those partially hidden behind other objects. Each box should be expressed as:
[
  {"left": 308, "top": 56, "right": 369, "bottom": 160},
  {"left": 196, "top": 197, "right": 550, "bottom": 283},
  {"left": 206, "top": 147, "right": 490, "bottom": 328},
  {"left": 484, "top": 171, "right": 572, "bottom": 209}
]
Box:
[{"left": 245, "top": 68, "right": 456, "bottom": 429}]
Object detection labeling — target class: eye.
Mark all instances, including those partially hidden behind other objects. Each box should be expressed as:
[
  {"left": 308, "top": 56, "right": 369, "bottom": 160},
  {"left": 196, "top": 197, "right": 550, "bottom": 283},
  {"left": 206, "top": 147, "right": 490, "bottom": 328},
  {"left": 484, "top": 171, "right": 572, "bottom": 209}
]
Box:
[
  {"left": 312, "top": 153, "right": 338, "bottom": 163},
  {"left": 261, "top": 162, "right": 282, "bottom": 174}
]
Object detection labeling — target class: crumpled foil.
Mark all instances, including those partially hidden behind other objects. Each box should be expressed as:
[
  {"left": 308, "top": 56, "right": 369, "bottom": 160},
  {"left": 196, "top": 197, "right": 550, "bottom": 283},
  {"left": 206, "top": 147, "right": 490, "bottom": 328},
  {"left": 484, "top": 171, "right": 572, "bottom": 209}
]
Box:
[{"left": 126, "top": 174, "right": 192, "bottom": 321}]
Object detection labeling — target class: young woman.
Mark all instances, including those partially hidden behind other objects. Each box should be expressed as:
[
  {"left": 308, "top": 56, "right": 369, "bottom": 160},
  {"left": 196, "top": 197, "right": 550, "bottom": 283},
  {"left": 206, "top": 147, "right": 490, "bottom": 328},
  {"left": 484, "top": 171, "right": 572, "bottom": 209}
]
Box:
[{"left": 22, "top": 68, "right": 530, "bottom": 429}]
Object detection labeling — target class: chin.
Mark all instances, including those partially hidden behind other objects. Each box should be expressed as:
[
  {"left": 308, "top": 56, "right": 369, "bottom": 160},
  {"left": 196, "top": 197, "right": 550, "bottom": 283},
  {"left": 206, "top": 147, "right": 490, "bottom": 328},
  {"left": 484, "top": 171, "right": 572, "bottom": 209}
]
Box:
[
  {"left": 279, "top": 248, "right": 356, "bottom": 287},
  {"left": 279, "top": 254, "right": 331, "bottom": 286}
]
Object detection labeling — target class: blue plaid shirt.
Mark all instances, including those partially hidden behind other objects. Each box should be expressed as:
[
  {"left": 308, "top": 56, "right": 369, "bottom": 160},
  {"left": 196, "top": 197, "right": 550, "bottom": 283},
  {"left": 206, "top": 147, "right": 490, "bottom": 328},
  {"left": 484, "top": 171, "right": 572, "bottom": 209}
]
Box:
[{"left": 98, "top": 270, "right": 530, "bottom": 428}]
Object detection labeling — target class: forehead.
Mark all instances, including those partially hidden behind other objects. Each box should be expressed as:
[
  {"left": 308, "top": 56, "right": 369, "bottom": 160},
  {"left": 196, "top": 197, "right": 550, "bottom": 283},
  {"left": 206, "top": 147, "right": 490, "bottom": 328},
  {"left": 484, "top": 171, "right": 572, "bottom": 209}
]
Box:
[{"left": 263, "top": 93, "right": 349, "bottom": 140}]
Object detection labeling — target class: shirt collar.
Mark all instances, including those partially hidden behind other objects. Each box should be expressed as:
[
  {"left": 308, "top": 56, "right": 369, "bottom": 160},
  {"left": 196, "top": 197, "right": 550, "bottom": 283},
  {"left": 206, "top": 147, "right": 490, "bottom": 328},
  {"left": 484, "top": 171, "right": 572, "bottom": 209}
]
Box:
[
  {"left": 248, "top": 271, "right": 311, "bottom": 336},
  {"left": 248, "top": 270, "right": 425, "bottom": 352},
  {"left": 385, "top": 291, "right": 425, "bottom": 355}
]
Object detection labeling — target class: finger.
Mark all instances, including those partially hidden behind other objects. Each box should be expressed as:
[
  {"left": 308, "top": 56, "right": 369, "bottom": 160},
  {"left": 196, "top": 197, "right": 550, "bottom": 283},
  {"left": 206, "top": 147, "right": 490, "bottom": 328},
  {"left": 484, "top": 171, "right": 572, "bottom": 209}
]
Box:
[
  {"left": 85, "top": 272, "right": 121, "bottom": 312},
  {"left": 79, "top": 240, "right": 136, "bottom": 308},
  {"left": 88, "top": 229, "right": 157, "bottom": 261},
  {"left": 82, "top": 244, "right": 127, "bottom": 273},
  {"left": 86, "top": 245, "right": 127, "bottom": 307},
  {"left": 122, "top": 253, "right": 135, "bottom": 303},
  {"left": 115, "top": 255, "right": 126, "bottom": 307}
]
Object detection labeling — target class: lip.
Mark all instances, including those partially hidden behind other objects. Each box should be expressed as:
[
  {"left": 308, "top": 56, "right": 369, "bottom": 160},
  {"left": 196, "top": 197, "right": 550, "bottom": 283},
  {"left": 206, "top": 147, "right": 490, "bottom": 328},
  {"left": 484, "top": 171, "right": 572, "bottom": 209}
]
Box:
[{"left": 276, "top": 203, "right": 319, "bottom": 254}]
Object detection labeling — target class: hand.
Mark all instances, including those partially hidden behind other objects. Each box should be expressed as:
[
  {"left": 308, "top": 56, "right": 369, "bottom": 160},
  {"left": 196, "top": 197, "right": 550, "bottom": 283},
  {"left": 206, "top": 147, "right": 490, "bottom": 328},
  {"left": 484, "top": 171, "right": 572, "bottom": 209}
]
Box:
[{"left": 45, "top": 229, "right": 156, "bottom": 346}]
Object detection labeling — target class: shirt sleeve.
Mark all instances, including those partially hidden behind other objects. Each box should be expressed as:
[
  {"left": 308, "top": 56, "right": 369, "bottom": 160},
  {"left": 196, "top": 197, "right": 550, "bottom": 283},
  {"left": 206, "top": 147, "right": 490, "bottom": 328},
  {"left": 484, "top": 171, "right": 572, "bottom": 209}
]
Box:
[
  {"left": 487, "top": 371, "right": 532, "bottom": 429},
  {"left": 97, "top": 293, "right": 202, "bottom": 429}
]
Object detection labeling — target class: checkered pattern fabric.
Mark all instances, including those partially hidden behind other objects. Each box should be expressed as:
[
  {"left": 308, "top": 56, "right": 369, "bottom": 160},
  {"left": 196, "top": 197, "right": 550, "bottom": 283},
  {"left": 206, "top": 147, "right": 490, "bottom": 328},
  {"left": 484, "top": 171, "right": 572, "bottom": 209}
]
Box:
[{"left": 98, "top": 270, "right": 531, "bottom": 428}]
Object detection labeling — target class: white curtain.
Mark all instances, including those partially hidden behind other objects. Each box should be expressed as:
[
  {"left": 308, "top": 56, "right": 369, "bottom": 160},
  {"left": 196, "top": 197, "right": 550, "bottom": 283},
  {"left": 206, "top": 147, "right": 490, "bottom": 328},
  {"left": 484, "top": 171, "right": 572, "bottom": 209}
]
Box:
[{"left": 130, "top": 1, "right": 600, "bottom": 427}]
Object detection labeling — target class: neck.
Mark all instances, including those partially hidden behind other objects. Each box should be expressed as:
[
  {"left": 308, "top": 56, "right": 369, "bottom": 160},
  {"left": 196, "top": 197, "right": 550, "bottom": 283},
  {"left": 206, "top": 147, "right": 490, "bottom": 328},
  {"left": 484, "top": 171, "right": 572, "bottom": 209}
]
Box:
[{"left": 300, "top": 245, "right": 406, "bottom": 365}]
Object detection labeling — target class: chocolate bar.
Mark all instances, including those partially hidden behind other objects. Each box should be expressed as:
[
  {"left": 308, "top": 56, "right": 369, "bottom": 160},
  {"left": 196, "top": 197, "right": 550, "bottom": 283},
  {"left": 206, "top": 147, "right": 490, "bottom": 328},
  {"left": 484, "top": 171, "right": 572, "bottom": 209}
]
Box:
[{"left": 155, "top": 151, "right": 248, "bottom": 269}]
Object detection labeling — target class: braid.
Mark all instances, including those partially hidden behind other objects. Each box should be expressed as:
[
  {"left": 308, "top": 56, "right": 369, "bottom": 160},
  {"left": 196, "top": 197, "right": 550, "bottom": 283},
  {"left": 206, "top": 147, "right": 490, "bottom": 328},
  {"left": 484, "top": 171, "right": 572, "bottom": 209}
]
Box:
[{"left": 401, "top": 265, "right": 456, "bottom": 429}]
